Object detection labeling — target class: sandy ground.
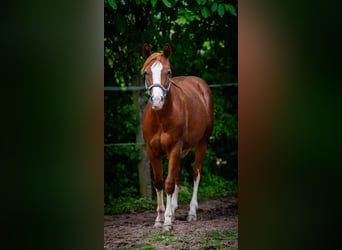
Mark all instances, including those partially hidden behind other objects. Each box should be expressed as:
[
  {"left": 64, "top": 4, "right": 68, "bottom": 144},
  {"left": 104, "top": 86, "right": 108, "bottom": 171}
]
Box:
[{"left": 104, "top": 196, "right": 238, "bottom": 249}]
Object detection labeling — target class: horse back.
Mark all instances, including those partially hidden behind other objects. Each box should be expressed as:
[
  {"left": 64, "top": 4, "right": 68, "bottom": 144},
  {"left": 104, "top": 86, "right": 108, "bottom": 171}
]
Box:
[{"left": 172, "top": 76, "right": 213, "bottom": 122}]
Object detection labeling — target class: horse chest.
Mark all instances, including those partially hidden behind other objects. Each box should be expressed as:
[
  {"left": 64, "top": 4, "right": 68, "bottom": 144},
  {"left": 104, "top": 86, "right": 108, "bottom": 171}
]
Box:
[{"left": 150, "top": 131, "right": 173, "bottom": 154}]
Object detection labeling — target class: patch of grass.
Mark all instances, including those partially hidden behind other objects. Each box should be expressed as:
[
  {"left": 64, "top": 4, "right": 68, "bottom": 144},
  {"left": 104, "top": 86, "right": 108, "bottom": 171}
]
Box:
[
  {"left": 179, "top": 174, "right": 237, "bottom": 203},
  {"left": 198, "top": 240, "right": 221, "bottom": 249},
  {"left": 104, "top": 196, "right": 155, "bottom": 214},
  {"left": 149, "top": 232, "right": 185, "bottom": 243},
  {"left": 177, "top": 185, "right": 192, "bottom": 203},
  {"left": 149, "top": 232, "right": 169, "bottom": 241},
  {"left": 205, "top": 230, "right": 238, "bottom": 239},
  {"left": 198, "top": 175, "right": 238, "bottom": 200},
  {"left": 115, "top": 243, "right": 157, "bottom": 250},
  {"left": 139, "top": 245, "right": 157, "bottom": 250},
  {"left": 199, "top": 230, "right": 238, "bottom": 250}
]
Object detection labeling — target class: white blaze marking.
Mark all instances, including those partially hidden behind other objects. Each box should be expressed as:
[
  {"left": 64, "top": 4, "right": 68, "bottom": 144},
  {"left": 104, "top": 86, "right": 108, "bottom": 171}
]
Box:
[{"left": 151, "top": 61, "right": 164, "bottom": 99}]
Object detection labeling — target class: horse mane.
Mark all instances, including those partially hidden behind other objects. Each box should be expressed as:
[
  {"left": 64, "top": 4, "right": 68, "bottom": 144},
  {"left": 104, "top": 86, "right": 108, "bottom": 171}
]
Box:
[
  {"left": 141, "top": 52, "right": 164, "bottom": 74},
  {"left": 170, "top": 78, "right": 182, "bottom": 89}
]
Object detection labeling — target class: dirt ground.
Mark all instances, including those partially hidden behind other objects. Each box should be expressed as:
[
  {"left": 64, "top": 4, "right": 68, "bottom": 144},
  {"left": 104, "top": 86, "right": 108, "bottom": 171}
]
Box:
[{"left": 104, "top": 196, "right": 238, "bottom": 249}]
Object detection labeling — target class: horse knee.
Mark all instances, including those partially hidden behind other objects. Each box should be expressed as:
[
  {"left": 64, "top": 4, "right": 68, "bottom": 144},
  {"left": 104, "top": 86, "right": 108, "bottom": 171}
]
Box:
[
  {"left": 165, "top": 180, "right": 175, "bottom": 195},
  {"left": 155, "top": 180, "right": 164, "bottom": 190}
]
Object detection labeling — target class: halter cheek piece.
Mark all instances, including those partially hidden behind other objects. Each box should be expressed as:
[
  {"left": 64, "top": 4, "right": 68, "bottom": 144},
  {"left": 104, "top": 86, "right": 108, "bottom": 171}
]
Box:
[{"left": 144, "top": 72, "right": 171, "bottom": 98}]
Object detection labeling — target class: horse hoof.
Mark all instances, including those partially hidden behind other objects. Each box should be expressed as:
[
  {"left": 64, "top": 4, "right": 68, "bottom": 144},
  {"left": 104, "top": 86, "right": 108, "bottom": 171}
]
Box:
[
  {"left": 187, "top": 215, "right": 197, "bottom": 222},
  {"left": 153, "top": 222, "right": 163, "bottom": 228},
  {"left": 163, "top": 224, "right": 173, "bottom": 232}
]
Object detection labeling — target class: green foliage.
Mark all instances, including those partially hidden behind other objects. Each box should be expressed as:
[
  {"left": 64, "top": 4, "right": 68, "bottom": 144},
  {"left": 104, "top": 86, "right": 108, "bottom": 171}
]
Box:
[
  {"left": 105, "top": 196, "right": 155, "bottom": 214},
  {"left": 104, "top": 91, "right": 142, "bottom": 203},
  {"left": 161, "top": 0, "right": 172, "bottom": 8},
  {"left": 106, "top": 0, "right": 117, "bottom": 10},
  {"left": 201, "top": 7, "right": 210, "bottom": 18},
  {"left": 104, "top": 0, "right": 238, "bottom": 207},
  {"left": 226, "top": 4, "right": 238, "bottom": 16},
  {"left": 177, "top": 172, "right": 238, "bottom": 202}
]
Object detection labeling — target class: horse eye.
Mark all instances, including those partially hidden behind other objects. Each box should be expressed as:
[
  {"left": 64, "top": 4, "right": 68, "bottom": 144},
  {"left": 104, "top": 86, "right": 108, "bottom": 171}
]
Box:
[{"left": 167, "top": 71, "right": 172, "bottom": 76}]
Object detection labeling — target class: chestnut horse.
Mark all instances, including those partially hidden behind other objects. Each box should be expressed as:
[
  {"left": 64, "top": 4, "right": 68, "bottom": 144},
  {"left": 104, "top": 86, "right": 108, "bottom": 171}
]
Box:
[{"left": 141, "top": 44, "right": 214, "bottom": 231}]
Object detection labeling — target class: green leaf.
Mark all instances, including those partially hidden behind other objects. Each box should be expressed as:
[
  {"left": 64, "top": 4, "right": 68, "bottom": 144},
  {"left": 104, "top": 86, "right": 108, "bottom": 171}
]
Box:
[
  {"left": 161, "top": 0, "right": 172, "bottom": 8},
  {"left": 151, "top": 0, "right": 157, "bottom": 7},
  {"left": 217, "top": 4, "right": 225, "bottom": 17},
  {"left": 175, "top": 16, "right": 188, "bottom": 25},
  {"left": 201, "top": 7, "right": 210, "bottom": 18},
  {"left": 192, "top": 14, "right": 201, "bottom": 21},
  {"left": 211, "top": 2, "right": 217, "bottom": 12},
  {"left": 196, "top": 0, "right": 206, "bottom": 5},
  {"left": 107, "top": 0, "right": 117, "bottom": 10},
  {"left": 225, "top": 4, "right": 237, "bottom": 16},
  {"left": 184, "top": 10, "right": 190, "bottom": 19},
  {"left": 115, "top": 14, "right": 127, "bottom": 33}
]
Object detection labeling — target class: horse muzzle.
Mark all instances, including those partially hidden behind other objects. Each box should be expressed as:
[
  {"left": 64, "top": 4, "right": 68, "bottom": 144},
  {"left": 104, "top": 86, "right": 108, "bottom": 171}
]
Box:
[{"left": 150, "top": 95, "right": 165, "bottom": 110}]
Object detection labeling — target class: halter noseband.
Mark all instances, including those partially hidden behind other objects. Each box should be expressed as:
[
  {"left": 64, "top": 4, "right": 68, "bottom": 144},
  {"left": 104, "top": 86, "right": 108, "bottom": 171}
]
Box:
[{"left": 144, "top": 72, "right": 171, "bottom": 97}]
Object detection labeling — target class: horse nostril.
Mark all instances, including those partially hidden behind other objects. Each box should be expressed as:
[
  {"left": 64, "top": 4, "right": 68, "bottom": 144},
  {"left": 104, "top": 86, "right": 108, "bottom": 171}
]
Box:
[
  {"left": 161, "top": 96, "right": 164, "bottom": 102},
  {"left": 152, "top": 96, "right": 161, "bottom": 102}
]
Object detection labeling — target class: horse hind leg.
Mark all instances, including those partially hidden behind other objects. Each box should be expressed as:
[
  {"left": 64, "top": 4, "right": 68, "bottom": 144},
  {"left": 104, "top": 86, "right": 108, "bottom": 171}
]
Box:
[
  {"left": 171, "top": 183, "right": 179, "bottom": 222},
  {"left": 187, "top": 143, "right": 207, "bottom": 222},
  {"left": 187, "top": 169, "right": 201, "bottom": 221}
]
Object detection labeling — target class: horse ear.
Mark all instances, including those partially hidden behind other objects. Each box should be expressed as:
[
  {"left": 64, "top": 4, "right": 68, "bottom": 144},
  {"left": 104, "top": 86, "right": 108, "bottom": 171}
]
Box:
[
  {"left": 163, "top": 43, "right": 172, "bottom": 58},
  {"left": 143, "top": 43, "right": 151, "bottom": 58}
]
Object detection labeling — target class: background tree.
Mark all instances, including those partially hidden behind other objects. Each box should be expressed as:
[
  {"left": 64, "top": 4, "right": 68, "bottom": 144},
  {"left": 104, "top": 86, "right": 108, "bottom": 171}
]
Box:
[{"left": 104, "top": 0, "right": 238, "bottom": 212}]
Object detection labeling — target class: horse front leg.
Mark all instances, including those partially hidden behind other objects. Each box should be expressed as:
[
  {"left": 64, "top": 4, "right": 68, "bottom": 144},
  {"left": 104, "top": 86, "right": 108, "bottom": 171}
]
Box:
[
  {"left": 163, "top": 147, "right": 181, "bottom": 231},
  {"left": 154, "top": 188, "right": 165, "bottom": 228},
  {"left": 147, "top": 147, "right": 164, "bottom": 228}
]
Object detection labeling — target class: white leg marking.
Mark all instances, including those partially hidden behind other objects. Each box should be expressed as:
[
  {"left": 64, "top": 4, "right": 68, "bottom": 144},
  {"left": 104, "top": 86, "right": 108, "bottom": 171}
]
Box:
[
  {"left": 188, "top": 170, "right": 200, "bottom": 221},
  {"left": 163, "top": 194, "right": 173, "bottom": 231},
  {"left": 154, "top": 189, "right": 165, "bottom": 228},
  {"left": 171, "top": 184, "right": 179, "bottom": 221}
]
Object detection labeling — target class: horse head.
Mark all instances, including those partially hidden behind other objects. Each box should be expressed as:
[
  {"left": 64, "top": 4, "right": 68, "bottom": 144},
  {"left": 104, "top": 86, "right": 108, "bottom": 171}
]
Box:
[{"left": 142, "top": 44, "right": 172, "bottom": 110}]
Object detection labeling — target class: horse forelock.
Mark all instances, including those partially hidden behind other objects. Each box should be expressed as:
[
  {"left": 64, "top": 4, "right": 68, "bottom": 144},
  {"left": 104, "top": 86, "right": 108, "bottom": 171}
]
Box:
[{"left": 141, "top": 53, "right": 169, "bottom": 74}]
